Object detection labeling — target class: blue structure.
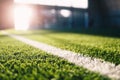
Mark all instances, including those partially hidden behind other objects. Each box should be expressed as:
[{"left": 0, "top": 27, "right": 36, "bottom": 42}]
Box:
[{"left": 89, "top": 0, "right": 120, "bottom": 29}]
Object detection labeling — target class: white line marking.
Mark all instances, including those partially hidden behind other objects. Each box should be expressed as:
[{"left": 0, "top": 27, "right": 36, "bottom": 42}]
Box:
[{"left": 2, "top": 31, "right": 120, "bottom": 80}]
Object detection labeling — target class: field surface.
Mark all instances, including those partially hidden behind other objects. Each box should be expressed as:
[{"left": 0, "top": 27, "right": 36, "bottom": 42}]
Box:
[
  {"left": 8, "top": 30, "right": 120, "bottom": 65},
  {"left": 0, "top": 32, "right": 110, "bottom": 80}
]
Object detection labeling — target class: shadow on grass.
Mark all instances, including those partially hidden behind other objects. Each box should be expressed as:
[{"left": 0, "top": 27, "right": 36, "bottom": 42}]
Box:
[
  {"left": 45, "top": 27, "right": 120, "bottom": 38},
  {"left": 25, "top": 28, "right": 120, "bottom": 38},
  {"left": 14, "top": 27, "right": 120, "bottom": 38}
]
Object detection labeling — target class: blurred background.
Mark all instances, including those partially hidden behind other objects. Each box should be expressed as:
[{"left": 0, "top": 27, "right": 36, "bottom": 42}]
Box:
[{"left": 0, "top": 0, "right": 120, "bottom": 36}]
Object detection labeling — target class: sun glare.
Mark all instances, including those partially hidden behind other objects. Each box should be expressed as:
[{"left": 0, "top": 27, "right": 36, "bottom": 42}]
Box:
[{"left": 14, "top": 5, "right": 33, "bottom": 30}]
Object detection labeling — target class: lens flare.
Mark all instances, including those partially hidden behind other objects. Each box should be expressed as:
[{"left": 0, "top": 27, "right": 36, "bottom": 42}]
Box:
[{"left": 14, "top": 5, "right": 33, "bottom": 30}]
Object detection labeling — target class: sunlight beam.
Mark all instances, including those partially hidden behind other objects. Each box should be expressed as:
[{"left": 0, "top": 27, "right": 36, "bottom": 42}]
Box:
[{"left": 14, "top": 5, "right": 33, "bottom": 30}]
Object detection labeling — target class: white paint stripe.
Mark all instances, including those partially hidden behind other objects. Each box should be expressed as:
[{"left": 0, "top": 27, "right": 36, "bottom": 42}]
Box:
[{"left": 2, "top": 31, "right": 120, "bottom": 80}]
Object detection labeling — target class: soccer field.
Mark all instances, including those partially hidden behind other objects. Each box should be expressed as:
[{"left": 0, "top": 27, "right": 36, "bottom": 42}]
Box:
[
  {"left": 8, "top": 30, "right": 120, "bottom": 65},
  {"left": 0, "top": 31, "right": 110, "bottom": 80}
]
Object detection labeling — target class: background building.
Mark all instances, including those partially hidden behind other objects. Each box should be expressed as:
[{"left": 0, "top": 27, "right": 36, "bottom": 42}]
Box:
[{"left": 0, "top": 0, "right": 120, "bottom": 30}]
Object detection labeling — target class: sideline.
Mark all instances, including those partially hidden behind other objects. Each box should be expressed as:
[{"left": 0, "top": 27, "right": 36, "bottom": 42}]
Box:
[{"left": 2, "top": 31, "right": 120, "bottom": 80}]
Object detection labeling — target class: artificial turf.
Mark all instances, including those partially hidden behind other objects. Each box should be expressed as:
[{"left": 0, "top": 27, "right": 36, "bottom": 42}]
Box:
[
  {"left": 0, "top": 32, "right": 110, "bottom": 80},
  {"left": 8, "top": 30, "right": 120, "bottom": 65}
]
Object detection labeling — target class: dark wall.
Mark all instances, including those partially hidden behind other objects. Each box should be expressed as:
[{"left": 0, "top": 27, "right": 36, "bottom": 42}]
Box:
[{"left": 89, "top": 0, "right": 120, "bottom": 29}]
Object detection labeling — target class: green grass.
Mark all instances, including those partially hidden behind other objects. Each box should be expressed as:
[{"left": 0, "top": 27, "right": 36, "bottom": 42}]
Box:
[
  {"left": 8, "top": 30, "right": 120, "bottom": 65},
  {"left": 0, "top": 32, "right": 110, "bottom": 80}
]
